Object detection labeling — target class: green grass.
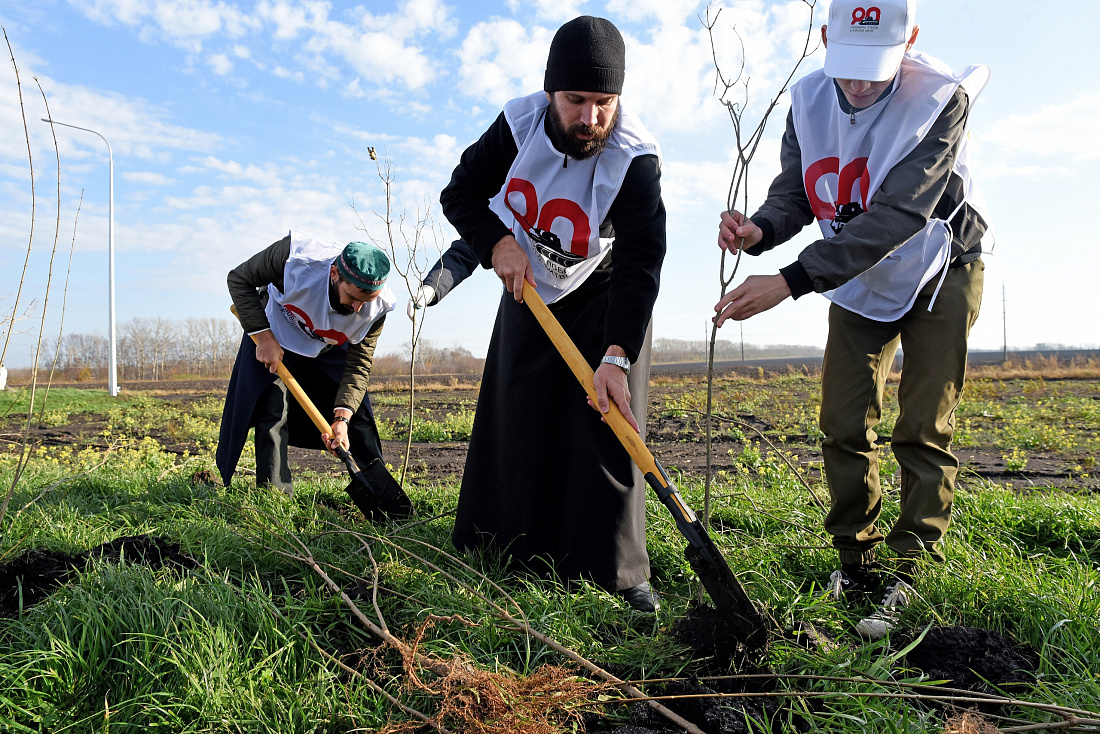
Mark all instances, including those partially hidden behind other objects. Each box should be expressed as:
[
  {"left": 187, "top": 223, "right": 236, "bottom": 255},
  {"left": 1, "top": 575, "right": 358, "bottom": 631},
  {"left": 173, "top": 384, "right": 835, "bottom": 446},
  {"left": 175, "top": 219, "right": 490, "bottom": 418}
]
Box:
[
  {"left": 1, "top": 386, "right": 1098, "bottom": 732},
  {"left": 0, "top": 387, "right": 150, "bottom": 428}
]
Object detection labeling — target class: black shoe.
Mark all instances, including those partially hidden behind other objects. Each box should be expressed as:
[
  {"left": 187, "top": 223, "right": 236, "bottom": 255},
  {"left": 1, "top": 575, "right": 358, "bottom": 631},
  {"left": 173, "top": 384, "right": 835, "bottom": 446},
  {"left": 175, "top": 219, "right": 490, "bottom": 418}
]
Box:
[
  {"left": 620, "top": 581, "right": 660, "bottom": 613},
  {"left": 825, "top": 563, "right": 883, "bottom": 601}
]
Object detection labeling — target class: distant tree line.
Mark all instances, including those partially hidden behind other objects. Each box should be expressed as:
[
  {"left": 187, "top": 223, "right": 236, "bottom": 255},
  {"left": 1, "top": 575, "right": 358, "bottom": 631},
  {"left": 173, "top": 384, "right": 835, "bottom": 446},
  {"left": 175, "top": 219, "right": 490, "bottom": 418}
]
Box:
[
  {"left": 24, "top": 328, "right": 830, "bottom": 384},
  {"left": 50, "top": 317, "right": 241, "bottom": 381},
  {"left": 652, "top": 338, "right": 823, "bottom": 364},
  {"left": 373, "top": 341, "right": 485, "bottom": 377}
]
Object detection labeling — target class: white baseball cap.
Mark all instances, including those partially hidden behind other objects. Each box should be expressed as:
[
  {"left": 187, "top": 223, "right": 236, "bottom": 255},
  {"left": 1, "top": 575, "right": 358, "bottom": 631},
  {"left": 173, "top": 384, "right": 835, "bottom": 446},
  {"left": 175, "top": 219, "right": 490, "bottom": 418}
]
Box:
[{"left": 824, "top": 0, "right": 916, "bottom": 82}]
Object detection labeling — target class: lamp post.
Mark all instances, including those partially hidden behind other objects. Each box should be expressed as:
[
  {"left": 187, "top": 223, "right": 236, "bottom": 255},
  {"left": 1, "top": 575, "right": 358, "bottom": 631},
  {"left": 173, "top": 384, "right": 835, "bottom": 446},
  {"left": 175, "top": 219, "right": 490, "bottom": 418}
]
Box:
[{"left": 41, "top": 118, "right": 117, "bottom": 396}]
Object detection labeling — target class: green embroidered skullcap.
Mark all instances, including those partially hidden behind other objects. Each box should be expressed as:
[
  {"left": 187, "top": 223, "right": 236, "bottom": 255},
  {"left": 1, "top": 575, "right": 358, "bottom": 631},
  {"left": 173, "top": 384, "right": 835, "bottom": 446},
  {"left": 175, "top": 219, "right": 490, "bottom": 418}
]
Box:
[{"left": 336, "top": 241, "right": 390, "bottom": 292}]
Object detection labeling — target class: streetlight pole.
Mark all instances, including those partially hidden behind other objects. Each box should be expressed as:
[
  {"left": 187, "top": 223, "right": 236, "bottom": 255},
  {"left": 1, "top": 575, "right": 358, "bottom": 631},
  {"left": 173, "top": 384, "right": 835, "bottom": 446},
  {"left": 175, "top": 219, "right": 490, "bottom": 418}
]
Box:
[{"left": 41, "top": 118, "right": 117, "bottom": 396}]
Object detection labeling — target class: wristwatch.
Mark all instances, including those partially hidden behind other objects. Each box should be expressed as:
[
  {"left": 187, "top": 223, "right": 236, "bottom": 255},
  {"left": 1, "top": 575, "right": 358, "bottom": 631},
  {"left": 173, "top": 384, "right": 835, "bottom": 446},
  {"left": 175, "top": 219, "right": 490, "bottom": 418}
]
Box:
[{"left": 600, "top": 355, "right": 631, "bottom": 375}]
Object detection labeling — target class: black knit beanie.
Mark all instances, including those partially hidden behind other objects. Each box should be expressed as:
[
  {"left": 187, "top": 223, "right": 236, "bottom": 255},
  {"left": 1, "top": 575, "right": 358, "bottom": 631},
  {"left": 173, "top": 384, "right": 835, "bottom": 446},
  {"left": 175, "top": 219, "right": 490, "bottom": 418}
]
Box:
[{"left": 543, "top": 16, "right": 625, "bottom": 95}]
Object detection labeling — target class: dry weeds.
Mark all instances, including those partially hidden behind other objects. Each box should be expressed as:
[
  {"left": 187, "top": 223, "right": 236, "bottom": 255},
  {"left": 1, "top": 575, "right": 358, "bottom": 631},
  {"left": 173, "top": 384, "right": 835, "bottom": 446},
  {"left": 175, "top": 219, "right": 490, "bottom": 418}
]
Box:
[
  {"left": 941, "top": 710, "right": 1002, "bottom": 734},
  {"left": 383, "top": 620, "right": 601, "bottom": 734}
]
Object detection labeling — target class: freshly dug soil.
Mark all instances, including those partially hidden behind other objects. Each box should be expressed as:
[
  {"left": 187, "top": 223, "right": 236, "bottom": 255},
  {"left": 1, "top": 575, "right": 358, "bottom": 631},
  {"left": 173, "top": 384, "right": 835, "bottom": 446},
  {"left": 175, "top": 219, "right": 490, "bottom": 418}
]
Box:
[
  {"left": 901, "top": 625, "right": 1040, "bottom": 699},
  {"left": 589, "top": 619, "right": 1041, "bottom": 733},
  {"left": 671, "top": 603, "right": 753, "bottom": 674},
  {"left": 587, "top": 675, "right": 804, "bottom": 734},
  {"left": 0, "top": 535, "right": 198, "bottom": 616}
]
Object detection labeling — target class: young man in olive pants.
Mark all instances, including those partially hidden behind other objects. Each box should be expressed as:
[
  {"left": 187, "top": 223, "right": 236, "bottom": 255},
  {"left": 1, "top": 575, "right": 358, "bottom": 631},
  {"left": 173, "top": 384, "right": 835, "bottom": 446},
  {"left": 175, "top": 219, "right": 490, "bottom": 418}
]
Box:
[
  {"left": 820, "top": 261, "right": 983, "bottom": 568},
  {"left": 714, "top": 0, "right": 990, "bottom": 636}
]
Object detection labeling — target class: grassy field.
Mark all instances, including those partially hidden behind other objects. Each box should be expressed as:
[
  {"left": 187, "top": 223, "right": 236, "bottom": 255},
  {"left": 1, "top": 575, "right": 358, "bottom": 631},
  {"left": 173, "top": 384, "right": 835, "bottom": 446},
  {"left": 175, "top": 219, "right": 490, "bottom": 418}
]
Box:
[{"left": 0, "top": 375, "right": 1097, "bottom": 733}]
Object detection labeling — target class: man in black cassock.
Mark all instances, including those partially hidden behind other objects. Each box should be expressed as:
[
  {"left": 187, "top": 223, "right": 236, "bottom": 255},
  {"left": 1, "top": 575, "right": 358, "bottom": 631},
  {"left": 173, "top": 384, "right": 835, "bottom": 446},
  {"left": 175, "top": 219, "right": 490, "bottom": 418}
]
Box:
[{"left": 434, "top": 16, "right": 667, "bottom": 612}]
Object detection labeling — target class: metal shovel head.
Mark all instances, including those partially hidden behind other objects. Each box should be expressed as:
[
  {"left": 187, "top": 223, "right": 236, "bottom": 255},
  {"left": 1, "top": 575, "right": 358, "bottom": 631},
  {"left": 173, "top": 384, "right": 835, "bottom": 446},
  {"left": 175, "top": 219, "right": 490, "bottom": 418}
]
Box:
[
  {"left": 343, "top": 458, "right": 412, "bottom": 522},
  {"left": 685, "top": 541, "right": 769, "bottom": 649}
]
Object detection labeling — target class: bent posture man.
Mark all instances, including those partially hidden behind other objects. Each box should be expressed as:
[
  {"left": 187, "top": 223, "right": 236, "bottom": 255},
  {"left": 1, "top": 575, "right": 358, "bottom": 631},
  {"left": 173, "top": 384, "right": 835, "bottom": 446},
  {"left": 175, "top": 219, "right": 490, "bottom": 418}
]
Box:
[
  {"left": 439, "top": 16, "right": 667, "bottom": 612},
  {"left": 714, "top": 0, "right": 990, "bottom": 634},
  {"left": 216, "top": 233, "right": 398, "bottom": 507}
]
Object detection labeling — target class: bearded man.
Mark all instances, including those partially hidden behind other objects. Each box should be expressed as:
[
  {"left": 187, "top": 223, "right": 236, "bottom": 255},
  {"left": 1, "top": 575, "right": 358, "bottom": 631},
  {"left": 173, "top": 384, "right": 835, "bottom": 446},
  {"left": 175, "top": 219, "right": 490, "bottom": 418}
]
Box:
[{"left": 437, "top": 16, "right": 667, "bottom": 612}]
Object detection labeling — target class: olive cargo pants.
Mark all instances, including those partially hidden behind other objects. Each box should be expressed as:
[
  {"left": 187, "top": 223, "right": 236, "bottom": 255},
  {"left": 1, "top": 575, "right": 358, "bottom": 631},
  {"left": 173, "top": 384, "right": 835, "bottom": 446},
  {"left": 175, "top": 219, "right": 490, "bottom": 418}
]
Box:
[{"left": 820, "top": 260, "right": 984, "bottom": 565}]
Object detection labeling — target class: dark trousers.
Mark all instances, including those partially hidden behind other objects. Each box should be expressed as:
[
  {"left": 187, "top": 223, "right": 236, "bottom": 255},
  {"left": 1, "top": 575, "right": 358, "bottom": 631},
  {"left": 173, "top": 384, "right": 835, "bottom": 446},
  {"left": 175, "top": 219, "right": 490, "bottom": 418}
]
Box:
[{"left": 820, "top": 260, "right": 984, "bottom": 565}]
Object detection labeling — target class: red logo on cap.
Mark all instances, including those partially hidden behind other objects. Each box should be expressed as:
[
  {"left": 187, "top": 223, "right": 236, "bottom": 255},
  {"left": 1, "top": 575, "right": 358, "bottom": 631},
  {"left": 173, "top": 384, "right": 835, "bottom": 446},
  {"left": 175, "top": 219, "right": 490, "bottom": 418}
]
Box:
[{"left": 851, "top": 6, "right": 881, "bottom": 25}]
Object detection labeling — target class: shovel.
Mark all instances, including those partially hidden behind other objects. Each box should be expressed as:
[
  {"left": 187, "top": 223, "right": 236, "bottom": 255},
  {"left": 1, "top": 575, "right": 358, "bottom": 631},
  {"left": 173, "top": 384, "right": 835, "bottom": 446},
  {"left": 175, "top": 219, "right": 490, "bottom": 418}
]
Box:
[
  {"left": 521, "top": 282, "right": 769, "bottom": 646},
  {"left": 232, "top": 306, "right": 412, "bottom": 522}
]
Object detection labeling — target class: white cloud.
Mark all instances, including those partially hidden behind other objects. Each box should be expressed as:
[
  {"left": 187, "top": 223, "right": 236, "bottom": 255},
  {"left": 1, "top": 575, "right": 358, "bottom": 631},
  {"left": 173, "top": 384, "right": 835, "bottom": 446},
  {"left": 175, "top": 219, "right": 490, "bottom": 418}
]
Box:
[
  {"left": 271, "top": 64, "right": 305, "bottom": 82},
  {"left": 975, "top": 92, "right": 1100, "bottom": 162},
  {"left": 504, "top": 0, "right": 590, "bottom": 22},
  {"left": 605, "top": 0, "right": 698, "bottom": 24},
  {"left": 123, "top": 171, "right": 175, "bottom": 185},
  {"left": 456, "top": 19, "right": 554, "bottom": 107},
  {"left": 68, "top": 0, "right": 258, "bottom": 53},
  {"left": 1, "top": 72, "right": 221, "bottom": 170},
  {"left": 207, "top": 52, "right": 233, "bottom": 74},
  {"left": 661, "top": 135, "right": 783, "bottom": 217},
  {"left": 453, "top": 2, "right": 817, "bottom": 135},
  {"left": 254, "top": 0, "right": 456, "bottom": 91},
  {"left": 67, "top": 0, "right": 457, "bottom": 94},
  {"left": 201, "top": 155, "right": 278, "bottom": 183},
  {"left": 620, "top": 22, "right": 719, "bottom": 134}
]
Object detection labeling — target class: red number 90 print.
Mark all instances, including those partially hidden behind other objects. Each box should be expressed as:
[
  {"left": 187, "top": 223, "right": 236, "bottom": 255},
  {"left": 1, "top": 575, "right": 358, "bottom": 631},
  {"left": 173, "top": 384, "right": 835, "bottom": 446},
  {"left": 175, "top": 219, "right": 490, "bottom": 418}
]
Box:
[{"left": 503, "top": 178, "right": 592, "bottom": 258}]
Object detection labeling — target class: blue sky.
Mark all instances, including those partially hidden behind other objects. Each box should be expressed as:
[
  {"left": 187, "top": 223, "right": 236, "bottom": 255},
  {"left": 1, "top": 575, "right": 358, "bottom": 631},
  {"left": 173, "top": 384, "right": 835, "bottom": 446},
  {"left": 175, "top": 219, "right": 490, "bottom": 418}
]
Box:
[{"left": 1, "top": 0, "right": 1097, "bottom": 367}]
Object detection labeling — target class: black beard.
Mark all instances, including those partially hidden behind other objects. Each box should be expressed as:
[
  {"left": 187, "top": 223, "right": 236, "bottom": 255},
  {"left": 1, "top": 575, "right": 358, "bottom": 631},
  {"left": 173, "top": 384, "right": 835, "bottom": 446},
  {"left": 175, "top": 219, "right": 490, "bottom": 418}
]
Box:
[
  {"left": 545, "top": 100, "right": 619, "bottom": 160},
  {"left": 329, "top": 279, "right": 354, "bottom": 315}
]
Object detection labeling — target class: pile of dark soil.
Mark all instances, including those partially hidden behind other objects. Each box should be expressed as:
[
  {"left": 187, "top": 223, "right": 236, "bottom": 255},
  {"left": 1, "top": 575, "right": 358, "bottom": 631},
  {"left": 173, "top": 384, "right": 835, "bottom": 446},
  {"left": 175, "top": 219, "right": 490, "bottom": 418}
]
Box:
[
  {"left": 901, "top": 625, "right": 1040, "bottom": 699},
  {"left": 671, "top": 603, "right": 758, "bottom": 674},
  {"left": 583, "top": 673, "right": 806, "bottom": 734},
  {"left": 0, "top": 535, "right": 198, "bottom": 616},
  {"left": 586, "top": 604, "right": 796, "bottom": 734},
  {"left": 588, "top": 615, "right": 1040, "bottom": 732}
]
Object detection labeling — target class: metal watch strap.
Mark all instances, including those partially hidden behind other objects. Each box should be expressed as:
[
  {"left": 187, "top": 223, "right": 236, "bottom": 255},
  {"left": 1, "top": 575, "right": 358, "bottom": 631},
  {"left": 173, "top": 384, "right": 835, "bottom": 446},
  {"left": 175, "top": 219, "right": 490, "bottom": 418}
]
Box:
[{"left": 600, "top": 355, "right": 631, "bottom": 375}]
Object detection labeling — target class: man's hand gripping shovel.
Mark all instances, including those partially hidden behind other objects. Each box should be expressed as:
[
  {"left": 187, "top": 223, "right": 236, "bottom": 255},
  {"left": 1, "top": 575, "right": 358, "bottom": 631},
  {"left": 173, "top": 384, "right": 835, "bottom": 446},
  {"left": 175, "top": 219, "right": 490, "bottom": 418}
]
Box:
[
  {"left": 521, "top": 282, "right": 769, "bottom": 646},
  {"left": 231, "top": 306, "right": 412, "bottom": 522}
]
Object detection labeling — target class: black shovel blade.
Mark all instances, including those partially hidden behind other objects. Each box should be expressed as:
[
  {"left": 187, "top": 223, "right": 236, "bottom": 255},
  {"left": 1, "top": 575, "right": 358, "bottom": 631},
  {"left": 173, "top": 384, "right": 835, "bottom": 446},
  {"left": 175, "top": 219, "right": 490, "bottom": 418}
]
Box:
[
  {"left": 362, "top": 457, "right": 413, "bottom": 519},
  {"left": 339, "top": 452, "right": 412, "bottom": 522},
  {"left": 644, "top": 463, "right": 769, "bottom": 647},
  {"left": 685, "top": 536, "right": 769, "bottom": 648}
]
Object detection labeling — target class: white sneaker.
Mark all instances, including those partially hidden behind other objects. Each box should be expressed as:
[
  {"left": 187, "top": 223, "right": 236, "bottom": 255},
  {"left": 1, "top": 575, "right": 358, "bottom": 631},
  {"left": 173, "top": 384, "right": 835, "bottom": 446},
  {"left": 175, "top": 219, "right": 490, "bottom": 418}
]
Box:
[{"left": 856, "top": 579, "right": 914, "bottom": 639}]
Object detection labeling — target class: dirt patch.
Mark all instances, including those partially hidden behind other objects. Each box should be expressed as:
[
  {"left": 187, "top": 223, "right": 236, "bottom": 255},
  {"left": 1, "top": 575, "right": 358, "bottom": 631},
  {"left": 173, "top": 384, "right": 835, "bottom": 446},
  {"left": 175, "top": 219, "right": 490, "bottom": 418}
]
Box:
[
  {"left": 11, "top": 377, "right": 1098, "bottom": 491},
  {"left": 900, "top": 625, "right": 1040, "bottom": 702},
  {"left": 587, "top": 676, "right": 805, "bottom": 734},
  {"left": 286, "top": 440, "right": 469, "bottom": 484},
  {"left": 671, "top": 604, "right": 756, "bottom": 675},
  {"left": 0, "top": 535, "right": 198, "bottom": 616}
]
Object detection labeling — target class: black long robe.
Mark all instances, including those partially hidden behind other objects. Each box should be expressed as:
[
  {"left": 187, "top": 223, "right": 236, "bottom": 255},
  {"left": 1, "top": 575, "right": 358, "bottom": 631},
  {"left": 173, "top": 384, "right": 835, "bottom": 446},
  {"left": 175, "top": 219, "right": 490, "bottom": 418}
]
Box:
[{"left": 215, "top": 335, "right": 384, "bottom": 488}]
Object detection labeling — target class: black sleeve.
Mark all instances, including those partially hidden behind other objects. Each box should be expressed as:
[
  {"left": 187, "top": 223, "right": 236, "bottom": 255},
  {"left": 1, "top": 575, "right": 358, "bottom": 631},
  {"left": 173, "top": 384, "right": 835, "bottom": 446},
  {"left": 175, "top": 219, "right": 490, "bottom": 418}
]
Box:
[
  {"left": 439, "top": 113, "right": 519, "bottom": 269},
  {"left": 422, "top": 239, "right": 481, "bottom": 304},
  {"left": 604, "top": 154, "right": 666, "bottom": 362},
  {"left": 226, "top": 235, "right": 291, "bottom": 333}
]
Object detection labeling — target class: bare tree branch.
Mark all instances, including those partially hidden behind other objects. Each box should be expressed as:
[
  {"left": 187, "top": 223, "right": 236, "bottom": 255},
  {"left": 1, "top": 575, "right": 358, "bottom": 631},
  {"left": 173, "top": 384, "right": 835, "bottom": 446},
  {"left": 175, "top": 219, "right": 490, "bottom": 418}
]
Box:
[
  {"left": 0, "top": 27, "right": 37, "bottom": 373},
  {"left": 699, "top": 2, "right": 822, "bottom": 556},
  {"left": 353, "top": 150, "right": 443, "bottom": 487}
]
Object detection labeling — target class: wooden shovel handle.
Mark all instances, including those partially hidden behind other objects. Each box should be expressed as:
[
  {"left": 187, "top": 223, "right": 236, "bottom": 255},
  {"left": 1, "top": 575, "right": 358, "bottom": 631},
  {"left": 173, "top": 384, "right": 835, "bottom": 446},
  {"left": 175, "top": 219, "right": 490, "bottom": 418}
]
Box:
[
  {"left": 230, "top": 305, "right": 332, "bottom": 437},
  {"left": 520, "top": 282, "right": 660, "bottom": 478}
]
